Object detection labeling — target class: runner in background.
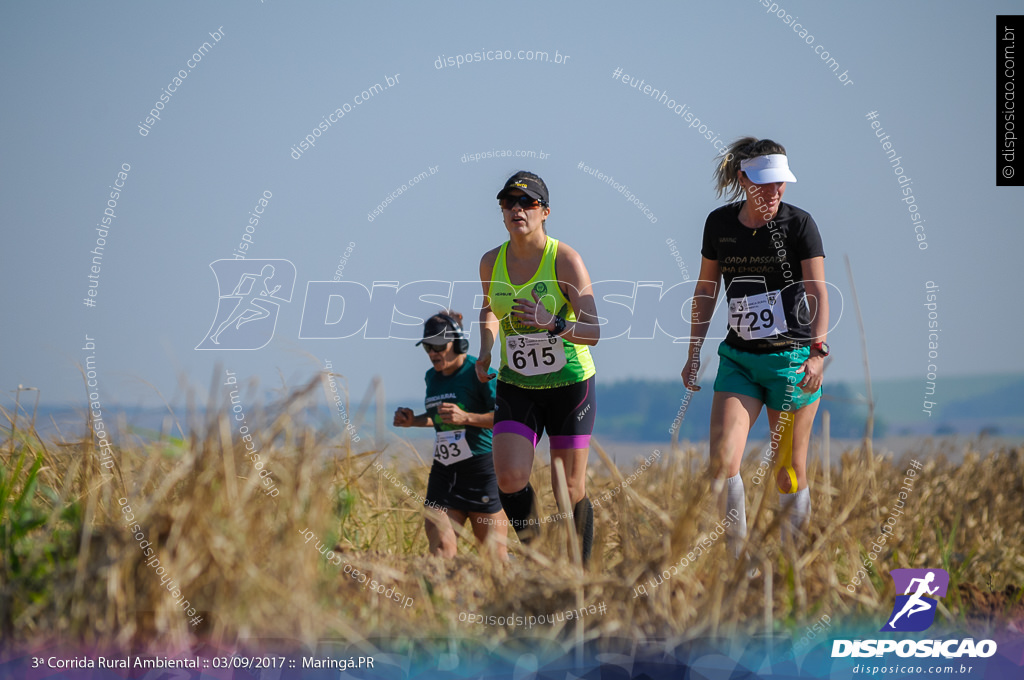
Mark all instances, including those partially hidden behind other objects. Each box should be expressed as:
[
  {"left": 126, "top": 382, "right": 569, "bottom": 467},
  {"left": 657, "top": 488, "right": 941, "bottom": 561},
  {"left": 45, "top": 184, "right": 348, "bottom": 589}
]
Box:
[
  {"left": 393, "top": 311, "right": 508, "bottom": 559},
  {"left": 476, "top": 171, "right": 600, "bottom": 564},
  {"left": 682, "top": 139, "right": 829, "bottom": 567}
]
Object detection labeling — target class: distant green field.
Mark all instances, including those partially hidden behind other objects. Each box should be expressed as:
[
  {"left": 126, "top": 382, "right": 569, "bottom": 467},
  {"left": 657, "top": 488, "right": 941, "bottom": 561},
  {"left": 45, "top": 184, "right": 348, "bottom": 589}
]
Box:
[
  {"left": 871, "top": 373, "right": 1024, "bottom": 423},
  {"left": 387, "top": 373, "right": 1024, "bottom": 442},
  {"left": 587, "top": 373, "right": 1024, "bottom": 440}
]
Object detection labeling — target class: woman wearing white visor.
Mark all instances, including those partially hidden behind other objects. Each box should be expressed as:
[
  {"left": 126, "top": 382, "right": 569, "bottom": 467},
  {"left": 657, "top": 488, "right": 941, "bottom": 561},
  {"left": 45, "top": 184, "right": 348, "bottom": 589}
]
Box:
[{"left": 682, "top": 138, "right": 829, "bottom": 565}]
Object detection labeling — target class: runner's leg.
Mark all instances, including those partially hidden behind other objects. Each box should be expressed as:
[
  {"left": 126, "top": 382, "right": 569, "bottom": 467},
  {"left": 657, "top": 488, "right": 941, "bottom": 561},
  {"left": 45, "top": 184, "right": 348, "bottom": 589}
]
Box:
[
  {"left": 425, "top": 507, "right": 465, "bottom": 558},
  {"left": 767, "top": 398, "right": 818, "bottom": 545},
  {"left": 469, "top": 510, "right": 509, "bottom": 560},
  {"left": 549, "top": 446, "right": 592, "bottom": 561},
  {"left": 710, "top": 391, "right": 764, "bottom": 558},
  {"left": 494, "top": 432, "right": 540, "bottom": 542},
  {"left": 549, "top": 447, "right": 588, "bottom": 506},
  {"left": 548, "top": 376, "right": 596, "bottom": 562}
]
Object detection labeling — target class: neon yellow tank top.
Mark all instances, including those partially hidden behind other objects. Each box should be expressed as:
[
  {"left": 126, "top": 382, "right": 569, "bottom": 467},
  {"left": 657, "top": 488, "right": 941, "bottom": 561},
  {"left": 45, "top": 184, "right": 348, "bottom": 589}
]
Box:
[{"left": 488, "top": 237, "right": 596, "bottom": 388}]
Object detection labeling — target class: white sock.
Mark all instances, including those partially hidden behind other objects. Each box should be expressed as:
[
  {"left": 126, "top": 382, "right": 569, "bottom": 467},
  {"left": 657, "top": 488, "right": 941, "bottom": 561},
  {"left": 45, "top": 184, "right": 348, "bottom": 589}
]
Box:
[
  {"left": 718, "top": 473, "right": 748, "bottom": 560},
  {"left": 779, "top": 486, "right": 811, "bottom": 546}
]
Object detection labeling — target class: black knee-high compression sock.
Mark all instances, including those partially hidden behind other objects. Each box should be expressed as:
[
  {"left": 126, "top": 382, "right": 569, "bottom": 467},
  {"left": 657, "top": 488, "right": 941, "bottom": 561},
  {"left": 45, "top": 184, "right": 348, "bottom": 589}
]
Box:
[
  {"left": 499, "top": 484, "right": 539, "bottom": 543},
  {"left": 573, "top": 497, "right": 594, "bottom": 564}
]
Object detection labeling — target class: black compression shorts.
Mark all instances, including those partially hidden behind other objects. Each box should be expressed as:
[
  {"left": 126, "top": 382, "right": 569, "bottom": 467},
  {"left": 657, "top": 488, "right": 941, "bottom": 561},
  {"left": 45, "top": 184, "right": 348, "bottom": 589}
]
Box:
[{"left": 493, "top": 376, "right": 596, "bottom": 449}]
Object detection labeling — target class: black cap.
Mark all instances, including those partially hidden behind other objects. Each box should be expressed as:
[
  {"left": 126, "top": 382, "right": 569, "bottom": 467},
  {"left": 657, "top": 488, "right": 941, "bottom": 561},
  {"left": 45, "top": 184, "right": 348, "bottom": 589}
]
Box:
[
  {"left": 415, "top": 315, "right": 454, "bottom": 346},
  {"left": 496, "top": 171, "right": 549, "bottom": 205}
]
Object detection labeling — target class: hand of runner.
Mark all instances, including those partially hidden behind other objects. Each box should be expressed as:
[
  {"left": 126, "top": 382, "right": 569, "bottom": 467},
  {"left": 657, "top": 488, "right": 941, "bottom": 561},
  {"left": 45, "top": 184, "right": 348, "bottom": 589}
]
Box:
[
  {"left": 511, "top": 290, "right": 554, "bottom": 330},
  {"left": 475, "top": 353, "right": 495, "bottom": 382},
  {"left": 795, "top": 355, "right": 824, "bottom": 392},
  {"left": 437, "top": 402, "right": 469, "bottom": 425},
  {"left": 681, "top": 358, "right": 702, "bottom": 392},
  {"left": 393, "top": 407, "right": 415, "bottom": 427}
]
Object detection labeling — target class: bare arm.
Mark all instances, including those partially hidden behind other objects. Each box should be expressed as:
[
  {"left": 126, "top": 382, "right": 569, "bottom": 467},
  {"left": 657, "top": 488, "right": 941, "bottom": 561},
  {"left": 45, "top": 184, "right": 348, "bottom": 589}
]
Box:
[
  {"left": 681, "top": 257, "right": 721, "bottom": 388},
  {"left": 556, "top": 244, "right": 600, "bottom": 345},
  {"left": 393, "top": 407, "right": 432, "bottom": 428},
  {"left": 795, "top": 256, "right": 828, "bottom": 391},
  {"left": 436, "top": 403, "right": 494, "bottom": 428},
  {"left": 512, "top": 243, "right": 600, "bottom": 345},
  {"left": 800, "top": 256, "right": 829, "bottom": 344},
  {"left": 476, "top": 249, "right": 500, "bottom": 382}
]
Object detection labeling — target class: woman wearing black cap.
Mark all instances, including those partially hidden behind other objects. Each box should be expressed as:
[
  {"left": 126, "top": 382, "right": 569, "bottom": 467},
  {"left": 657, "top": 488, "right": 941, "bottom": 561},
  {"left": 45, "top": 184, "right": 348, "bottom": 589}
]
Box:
[
  {"left": 393, "top": 311, "right": 508, "bottom": 559},
  {"left": 682, "top": 138, "right": 829, "bottom": 566},
  {"left": 475, "top": 171, "right": 601, "bottom": 563}
]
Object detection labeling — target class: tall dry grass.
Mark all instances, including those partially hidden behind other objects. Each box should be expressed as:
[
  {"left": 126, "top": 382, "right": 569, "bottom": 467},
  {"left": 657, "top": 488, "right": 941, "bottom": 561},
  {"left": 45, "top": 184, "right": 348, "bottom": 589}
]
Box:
[{"left": 1, "top": 372, "right": 1022, "bottom": 654}]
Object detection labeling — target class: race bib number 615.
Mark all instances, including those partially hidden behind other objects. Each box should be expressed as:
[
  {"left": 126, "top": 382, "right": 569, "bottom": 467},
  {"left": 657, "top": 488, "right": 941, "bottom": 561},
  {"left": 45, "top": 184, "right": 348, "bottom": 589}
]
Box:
[{"left": 507, "top": 334, "right": 567, "bottom": 376}]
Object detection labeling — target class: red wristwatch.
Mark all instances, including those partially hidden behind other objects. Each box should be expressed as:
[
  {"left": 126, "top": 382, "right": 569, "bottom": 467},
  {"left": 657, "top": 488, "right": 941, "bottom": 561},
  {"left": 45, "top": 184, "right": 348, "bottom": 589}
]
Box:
[{"left": 811, "top": 341, "right": 830, "bottom": 357}]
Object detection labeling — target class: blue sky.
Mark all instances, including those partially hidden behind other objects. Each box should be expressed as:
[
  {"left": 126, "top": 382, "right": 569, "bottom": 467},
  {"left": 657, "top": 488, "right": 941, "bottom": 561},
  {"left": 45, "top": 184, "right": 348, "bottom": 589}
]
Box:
[{"left": 2, "top": 0, "right": 1020, "bottom": 410}]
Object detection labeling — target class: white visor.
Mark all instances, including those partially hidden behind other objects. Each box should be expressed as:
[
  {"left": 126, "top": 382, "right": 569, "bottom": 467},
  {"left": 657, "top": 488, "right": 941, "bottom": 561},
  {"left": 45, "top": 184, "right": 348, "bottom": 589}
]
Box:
[{"left": 740, "top": 154, "right": 797, "bottom": 184}]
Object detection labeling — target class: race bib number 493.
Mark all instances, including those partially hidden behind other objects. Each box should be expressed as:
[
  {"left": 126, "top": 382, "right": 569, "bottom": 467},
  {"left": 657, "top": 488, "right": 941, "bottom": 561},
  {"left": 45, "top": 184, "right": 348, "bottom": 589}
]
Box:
[
  {"left": 434, "top": 429, "right": 472, "bottom": 466},
  {"left": 728, "top": 291, "right": 789, "bottom": 341},
  {"left": 507, "top": 334, "right": 567, "bottom": 376}
]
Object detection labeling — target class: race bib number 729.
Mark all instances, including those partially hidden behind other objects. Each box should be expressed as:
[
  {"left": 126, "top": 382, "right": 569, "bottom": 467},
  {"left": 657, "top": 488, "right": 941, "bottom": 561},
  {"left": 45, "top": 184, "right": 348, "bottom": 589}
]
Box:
[{"left": 728, "top": 291, "right": 789, "bottom": 341}]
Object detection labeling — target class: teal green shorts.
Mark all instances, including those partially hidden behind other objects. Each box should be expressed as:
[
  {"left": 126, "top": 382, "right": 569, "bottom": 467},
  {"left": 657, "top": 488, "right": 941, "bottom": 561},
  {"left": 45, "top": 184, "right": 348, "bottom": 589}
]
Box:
[{"left": 714, "top": 342, "right": 821, "bottom": 411}]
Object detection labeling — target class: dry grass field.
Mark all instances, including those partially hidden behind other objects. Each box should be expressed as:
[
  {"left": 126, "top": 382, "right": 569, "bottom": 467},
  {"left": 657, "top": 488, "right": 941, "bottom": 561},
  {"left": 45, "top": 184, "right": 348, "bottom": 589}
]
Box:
[{"left": 2, "top": 374, "right": 1022, "bottom": 655}]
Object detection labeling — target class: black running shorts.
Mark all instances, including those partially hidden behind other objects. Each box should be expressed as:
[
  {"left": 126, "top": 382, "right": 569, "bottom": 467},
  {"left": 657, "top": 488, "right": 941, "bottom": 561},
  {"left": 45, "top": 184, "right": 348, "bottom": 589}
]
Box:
[
  {"left": 493, "top": 376, "right": 596, "bottom": 449},
  {"left": 424, "top": 453, "right": 503, "bottom": 514}
]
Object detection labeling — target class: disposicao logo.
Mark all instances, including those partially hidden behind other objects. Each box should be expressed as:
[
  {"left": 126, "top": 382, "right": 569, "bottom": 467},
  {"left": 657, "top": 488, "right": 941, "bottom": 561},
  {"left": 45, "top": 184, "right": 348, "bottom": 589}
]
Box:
[
  {"left": 831, "top": 568, "right": 997, "bottom": 660},
  {"left": 882, "top": 568, "right": 949, "bottom": 632},
  {"left": 196, "top": 259, "right": 296, "bottom": 350}
]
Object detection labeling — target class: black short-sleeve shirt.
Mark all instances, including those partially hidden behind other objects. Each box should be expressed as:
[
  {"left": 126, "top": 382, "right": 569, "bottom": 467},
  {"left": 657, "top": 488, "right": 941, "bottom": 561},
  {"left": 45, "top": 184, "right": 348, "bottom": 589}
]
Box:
[{"left": 701, "top": 202, "right": 825, "bottom": 353}]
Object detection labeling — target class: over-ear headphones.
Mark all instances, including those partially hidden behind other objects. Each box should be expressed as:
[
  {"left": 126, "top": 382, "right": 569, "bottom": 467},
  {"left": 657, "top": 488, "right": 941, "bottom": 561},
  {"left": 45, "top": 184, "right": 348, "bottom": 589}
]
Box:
[{"left": 435, "top": 313, "right": 469, "bottom": 354}]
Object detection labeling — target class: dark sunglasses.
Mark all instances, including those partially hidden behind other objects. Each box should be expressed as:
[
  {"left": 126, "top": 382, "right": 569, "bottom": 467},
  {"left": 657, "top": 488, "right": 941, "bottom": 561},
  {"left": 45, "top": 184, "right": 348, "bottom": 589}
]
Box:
[
  {"left": 422, "top": 342, "right": 450, "bottom": 354},
  {"left": 500, "top": 195, "right": 544, "bottom": 210}
]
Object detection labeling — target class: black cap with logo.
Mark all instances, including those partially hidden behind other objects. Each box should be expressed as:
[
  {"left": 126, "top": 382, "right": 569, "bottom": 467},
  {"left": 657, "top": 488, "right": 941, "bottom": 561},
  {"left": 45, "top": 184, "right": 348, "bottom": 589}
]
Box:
[
  {"left": 415, "top": 313, "right": 469, "bottom": 354},
  {"left": 416, "top": 316, "right": 453, "bottom": 345},
  {"left": 496, "top": 171, "right": 549, "bottom": 206}
]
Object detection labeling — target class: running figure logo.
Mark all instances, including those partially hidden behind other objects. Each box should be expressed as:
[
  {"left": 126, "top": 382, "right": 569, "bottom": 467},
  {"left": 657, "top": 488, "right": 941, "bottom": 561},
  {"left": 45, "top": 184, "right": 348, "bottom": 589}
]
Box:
[
  {"left": 196, "top": 259, "right": 296, "bottom": 350},
  {"left": 881, "top": 568, "right": 950, "bottom": 632}
]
